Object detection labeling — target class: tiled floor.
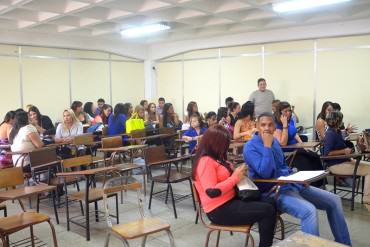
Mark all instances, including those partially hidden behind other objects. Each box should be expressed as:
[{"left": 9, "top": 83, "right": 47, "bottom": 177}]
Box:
[{"left": 2, "top": 175, "right": 370, "bottom": 247}]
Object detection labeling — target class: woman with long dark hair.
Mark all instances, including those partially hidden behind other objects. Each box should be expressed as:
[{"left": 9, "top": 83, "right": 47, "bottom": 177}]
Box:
[
  {"left": 83, "top": 102, "right": 96, "bottom": 120},
  {"left": 145, "top": 102, "right": 159, "bottom": 125},
  {"left": 227, "top": 102, "right": 240, "bottom": 127},
  {"left": 193, "top": 125, "right": 276, "bottom": 247},
  {"left": 160, "top": 103, "right": 181, "bottom": 129},
  {"left": 94, "top": 104, "right": 112, "bottom": 125},
  {"left": 71, "top": 100, "right": 91, "bottom": 125},
  {"left": 10, "top": 111, "right": 44, "bottom": 167},
  {"left": 315, "top": 101, "right": 333, "bottom": 141},
  {"left": 28, "top": 106, "right": 55, "bottom": 135},
  {"left": 0, "top": 111, "right": 15, "bottom": 140},
  {"left": 108, "top": 103, "right": 127, "bottom": 136},
  {"left": 233, "top": 101, "right": 256, "bottom": 141}
]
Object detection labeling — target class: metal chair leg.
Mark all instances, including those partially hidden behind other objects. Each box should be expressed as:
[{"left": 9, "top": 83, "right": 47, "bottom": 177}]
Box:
[
  {"left": 165, "top": 184, "right": 170, "bottom": 204},
  {"left": 245, "top": 234, "right": 249, "bottom": 247},
  {"left": 205, "top": 230, "right": 214, "bottom": 247},
  {"left": 166, "top": 229, "right": 176, "bottom": 247},
  {"left": 30, "top": 225, "right": 35, "bottom": 247},
  {"left": 169, "top": 184, "right": 177, "bottom": 218},
  {"left": 148, "top": 181, "right": 154, "bottom": 209},
  {"left": 115, "top": 194, "right": 119, "bottom": 224},
  {"left": 104, "top": 232, "right": 111, "bottom": 247},
  {"left": 140, "top": 235, "right": 147, "bottom": 247},
  {"left": 48, "top": 220, "right": 58, "bottom": 247},
  {"left": 215, "top": 231, "right": 221, "bottom": 247},
  {"left": 189, "top": 179, "right": 196, "bottom": 211},
  {"left": 94, "top": 201, "right": 99, "bottom": 222}
]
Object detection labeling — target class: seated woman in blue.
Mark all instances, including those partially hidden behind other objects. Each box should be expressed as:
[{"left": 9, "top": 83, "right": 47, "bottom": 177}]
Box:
[
  {"left": 182, "top": 113, "right": 207, "bottom": 153},
  {"left": 274, "top": 101, "right": 323, "bottom": 186},
  {"left": 273, "top": 101, "right": 302, "bottom": 147},
  {"left": 108, "top": 103, "right": 127, "bottom": 136},
  {"left": 324, "top": 111, "right": 370, "bottom": 211}
]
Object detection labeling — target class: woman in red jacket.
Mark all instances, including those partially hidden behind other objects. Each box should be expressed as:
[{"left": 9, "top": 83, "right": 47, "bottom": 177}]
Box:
[{"left": 193, "top": 125, "right": 276, "bottom": 247}]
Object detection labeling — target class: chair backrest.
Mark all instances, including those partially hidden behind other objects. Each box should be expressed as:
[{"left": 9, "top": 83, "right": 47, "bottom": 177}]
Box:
[
  {"left": 73, "top": 134, "right": 94, "bottom": 145},
  {"left": 192, "top": 183, "right": 208, "bottom": 226},
  {"left": 0, "top": 167, "right": 24, "bottom": 189},
  {"left": 29, "top": 147, "right": 59, "bottom": 169},
  {"left": 101, "top": 136, "right": 122, "bottom": 149},
  {"left": 102, "top": 176, "right": 143, "bottom": 228},
  {"left": 130, "top": 129, "right": 146, "bottom": 138},
  {"left": 159, "top": 127, "right": 176, "bottom": 135},
  {"left": 61, "top": 155, "right": 93, "bottom": 170},
  {"left": 102, "top": 126, "right": 108, "bottom": 137},
  {"left": 144, "top": 145, "right": 168, "bottom": 165}
]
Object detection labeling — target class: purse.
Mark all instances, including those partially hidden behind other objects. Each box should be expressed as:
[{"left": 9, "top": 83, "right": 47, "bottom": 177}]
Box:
[
  {"left": 126, "top": 113, "right": 145, "bottom": 134},
  {"left": 236, "top": 176, "right": 261, "bottom": 202}
]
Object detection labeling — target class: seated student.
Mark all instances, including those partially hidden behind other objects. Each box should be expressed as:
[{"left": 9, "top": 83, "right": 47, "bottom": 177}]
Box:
[
  {"left": 273, "top": 101, "right": 302, "bottom": 146},
  {"left": 205, "top": 111, "right": 217, "bottom": 128},
  {"left": 140, "top": 100, "right": 148, "bottom": 112},
  {"left": 224, "top": 96, "right": 234, "bottom": 110},
  {"left": 227, "top": 102, "right": 240, "bottom": 127},
  {"left": 10, "top": 111, "right": 44, "bottom": 168},
  {"left": 28, "top": 106, "right": 55, "bottom": 135},
  {"left": 184, "top": 101, "right": 200, "bottom": 127},
  {"left": 0, "top": 111, "right": 15, "bottom": 141},
  {"left": 332, "top": 102, "right": 356, "bottom": 147},
  {"left": 145, "top": 103, "right": 160, "bottom": 125},
  {"left": 244, "top": 113, "right": 351, "bottom": 246},
  {"left": 182, "top": 114, "right": 207, "bottom": 153},
  {"left": 133, "top": 105, "right": 145, "bottom": 120},
  {"left": 233, "top": 101, "right": 257, "bottom": 141},
  {"left": 156, "top": 97, "right": 165, "bottom": 115},
  {"left": 159, "top": 103, "right": 181, "bottom": 129},
  {"left": 274, "top": 102, "right": 323, "bottom": 186},
  {"left": 94, "top": 104, "right": 112, "bottom": 125},
  {"left": 71, "top": 101, "right": 91, "bottom": 125},
  {"left": 194, "top": 125, "right": 276, "bottom": 247},
  {"left": 315, "top": 101, "right": 333, "bottom": 141},
  {"left": 217, "top": 107, "right": 233, "bottom": 135},
  {"left": 271, "top": 99, "right": 280, "bottom": 114},
  {"left": 55, "top": 109, "right": 83, "bottom": 143},
  {"left": 324, "top": 111, "right": 370, "bottom": 211},
  {"left": 108, "top": 103, "right": 127, "bottom": 136},
  {"left": 83, "top": 102, "right": 97, "bottom": 121},
  {"left": 95, "top": 98, "right": 105, "bottom": 116},
  {"left": 124, "top": 103, "right": 133, "bottom": 119}
]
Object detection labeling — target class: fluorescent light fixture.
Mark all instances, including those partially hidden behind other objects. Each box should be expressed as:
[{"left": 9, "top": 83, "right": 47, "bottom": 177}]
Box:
[
  {"left": 273, "top": 0, "right": 351, "bottom": 13},
  {"left": 120, "top": 23, "right": 170, "bottom": 38}
]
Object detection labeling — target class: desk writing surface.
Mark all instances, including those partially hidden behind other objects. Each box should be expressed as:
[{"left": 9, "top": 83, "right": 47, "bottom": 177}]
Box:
[
  {"left": 273, "top": 231, "right": 347, "bottom": 247},
  {"left": 284, "top": 142, "right": 320, "bottom": 149},
  {"left": 98, "top": 144, "right": 147, "bottom": 152},
  {"left": 56, "top": 166, "right": 116, "bottom": 177},
  {"left": 0, "top": 185, "right": 56, "bottom": 200}
]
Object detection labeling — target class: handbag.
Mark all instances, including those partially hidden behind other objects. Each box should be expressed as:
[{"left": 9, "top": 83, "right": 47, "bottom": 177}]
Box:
[
  {"left": 236, "top": 176, "right": 261, "bottom": 202},
  {"left": 126, "top": 113, "right": 145, "bottom": 134}
]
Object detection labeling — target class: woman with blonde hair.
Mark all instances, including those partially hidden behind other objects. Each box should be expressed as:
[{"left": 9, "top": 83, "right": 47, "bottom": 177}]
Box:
[{"left": 55, "top": 109, "right": 83, "bottom": 144}]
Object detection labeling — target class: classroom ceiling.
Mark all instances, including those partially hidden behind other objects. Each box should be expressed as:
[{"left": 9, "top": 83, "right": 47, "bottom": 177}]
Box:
[{"left": 0, "top": 0, "right": 370, "bottom": 44}]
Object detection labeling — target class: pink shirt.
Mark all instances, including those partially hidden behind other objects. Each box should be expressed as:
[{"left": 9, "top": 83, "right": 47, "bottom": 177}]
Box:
[{"left": 194, "top": 156, "right": 240, "bottom": 213}]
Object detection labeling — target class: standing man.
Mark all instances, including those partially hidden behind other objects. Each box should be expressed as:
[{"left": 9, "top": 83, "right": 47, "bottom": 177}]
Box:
[
  {"left": 249, "top": 78, "right": 275, "bottom": 117},
  {"left": 156, "top": 97, "right": 165, "bottom": 115}
]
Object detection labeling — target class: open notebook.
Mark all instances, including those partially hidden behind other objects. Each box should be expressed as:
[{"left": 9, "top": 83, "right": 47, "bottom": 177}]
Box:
[{"left": 277, "top": 170, "right": 327, "bottom": 183}]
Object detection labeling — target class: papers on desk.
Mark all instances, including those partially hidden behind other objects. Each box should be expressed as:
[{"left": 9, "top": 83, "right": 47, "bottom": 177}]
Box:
[{"left": 278, "top": 170, "right": 327, "bottom": 182}]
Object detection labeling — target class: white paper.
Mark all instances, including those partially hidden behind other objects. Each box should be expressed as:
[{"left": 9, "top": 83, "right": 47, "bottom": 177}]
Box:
[
  {"left": 277, "top": 170, "right": 326, "bottom": 182},
  {"left": 237, "top": 177, "right": 259, "bottom": 190}
]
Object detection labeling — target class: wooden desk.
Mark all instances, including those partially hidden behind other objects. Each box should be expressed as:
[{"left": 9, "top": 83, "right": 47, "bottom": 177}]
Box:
[
  {"left": 273, "top": 231, "right": 347, "bottom": 247},
  {"left": 284, "top": 141, "right": 320, "bottom": 150},
  {"left": 128, "top": 133, "right": 175, "bottom": 142},
  {"left": 0, "top": 184, "right": 59, "bottom": 223},
  {"left": 98, "top": 144, "right": 147, "bottom": 163},
  {"left": 57, "top": 166, "right": 117, "bottom": 241}
]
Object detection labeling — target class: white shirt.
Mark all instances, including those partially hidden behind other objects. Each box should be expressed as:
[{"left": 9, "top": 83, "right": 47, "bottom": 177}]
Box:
[
  {"left": 11, "top": 125, "right": 38, "bottom": 167},
  {"left": 55, "top": 122, "right": 83, "bottom": 139}
]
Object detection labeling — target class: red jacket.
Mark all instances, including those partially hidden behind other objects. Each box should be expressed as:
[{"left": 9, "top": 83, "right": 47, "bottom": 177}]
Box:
[{"left": 194, "top": 156, "right": 240, "bottom": 213}]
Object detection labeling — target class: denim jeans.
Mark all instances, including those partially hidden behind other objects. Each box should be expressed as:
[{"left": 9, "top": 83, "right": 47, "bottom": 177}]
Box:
[{"left": 274, "top": 186, "right": 352, "bottom": 246}]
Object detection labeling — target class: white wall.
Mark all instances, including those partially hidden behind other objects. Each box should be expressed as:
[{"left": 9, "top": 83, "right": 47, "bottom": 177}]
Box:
[{"left": 155, "top": 35, "right": 370, "bottom": 131}]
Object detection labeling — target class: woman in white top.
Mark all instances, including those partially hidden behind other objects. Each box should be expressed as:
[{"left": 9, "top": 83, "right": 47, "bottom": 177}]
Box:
[
  {"left": 10, "top": 111, "right": 44, "bottom": 167},
  {"left": 55, "top": 109, "right": 83, "bottom": 144}
]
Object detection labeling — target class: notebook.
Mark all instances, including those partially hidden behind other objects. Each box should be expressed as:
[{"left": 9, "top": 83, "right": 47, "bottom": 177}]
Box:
[{"left": 277, "top": 170, "right": 327, "bottom": 182}]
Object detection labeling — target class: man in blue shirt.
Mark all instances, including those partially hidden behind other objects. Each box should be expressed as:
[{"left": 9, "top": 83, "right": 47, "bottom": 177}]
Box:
[{"left": 244, "top": 112, "right": 351, "bottom": 246}]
